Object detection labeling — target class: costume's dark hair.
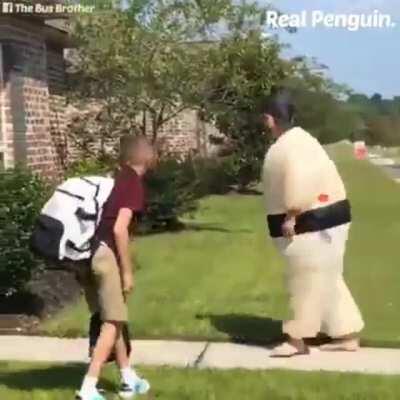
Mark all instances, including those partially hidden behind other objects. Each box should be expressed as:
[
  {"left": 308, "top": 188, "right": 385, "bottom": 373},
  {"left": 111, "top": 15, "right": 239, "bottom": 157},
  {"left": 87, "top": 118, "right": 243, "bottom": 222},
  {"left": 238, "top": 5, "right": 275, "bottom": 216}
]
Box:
[{"left": 262, "top": 87, "right": 296, "bottom": 129}]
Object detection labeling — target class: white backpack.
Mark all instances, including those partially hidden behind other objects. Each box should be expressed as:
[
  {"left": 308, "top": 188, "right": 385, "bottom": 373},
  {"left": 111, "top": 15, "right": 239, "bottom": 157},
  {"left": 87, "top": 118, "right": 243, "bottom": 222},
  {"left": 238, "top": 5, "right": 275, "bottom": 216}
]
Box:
[{"left": 30, "top": 176, "right": 114, "bottom": 262}]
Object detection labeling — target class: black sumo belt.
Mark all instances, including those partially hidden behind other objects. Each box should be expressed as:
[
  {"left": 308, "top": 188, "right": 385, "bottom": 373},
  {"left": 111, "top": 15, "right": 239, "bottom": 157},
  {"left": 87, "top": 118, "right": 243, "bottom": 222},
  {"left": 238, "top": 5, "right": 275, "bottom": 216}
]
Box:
[{"left": 267, "top": 199, "right": 351, "bottom": 238}]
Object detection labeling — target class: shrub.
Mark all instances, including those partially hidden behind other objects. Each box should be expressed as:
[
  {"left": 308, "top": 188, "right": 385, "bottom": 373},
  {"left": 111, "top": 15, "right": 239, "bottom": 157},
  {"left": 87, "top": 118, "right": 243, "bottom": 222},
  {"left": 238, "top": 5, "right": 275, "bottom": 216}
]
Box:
[
  {"left": 67, "top": 156, "right": 200, "bottom": 232},
  {"left": 142, "top": 157, "right": 199, "bottom": 232},
  {"left": 212, "top": 108, "right": 268, "bottom": 190},
  {"left": 66, "top": 158, "right": 113, "bottom": 178},
  {"left": 65, "top": 154, "right": 241, "bottom": 233},
  {"left": 0, "top": 168, "right": 49, "bottom": 297},
  {"left": 363, "top": 116, "right": 400, "bottom": 146},
  {"left": 193, "top": 157, "right": 237, "bottom": 197}
]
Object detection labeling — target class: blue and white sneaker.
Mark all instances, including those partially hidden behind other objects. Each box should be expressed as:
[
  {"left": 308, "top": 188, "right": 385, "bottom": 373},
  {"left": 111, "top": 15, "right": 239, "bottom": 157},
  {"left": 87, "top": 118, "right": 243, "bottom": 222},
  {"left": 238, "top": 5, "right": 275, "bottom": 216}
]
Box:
[
  {"left": 75, "top": 389, "right": 106, "bottom": 400},
  {"left": 118, "top": 377, "right": 150, "bottom": 398}
]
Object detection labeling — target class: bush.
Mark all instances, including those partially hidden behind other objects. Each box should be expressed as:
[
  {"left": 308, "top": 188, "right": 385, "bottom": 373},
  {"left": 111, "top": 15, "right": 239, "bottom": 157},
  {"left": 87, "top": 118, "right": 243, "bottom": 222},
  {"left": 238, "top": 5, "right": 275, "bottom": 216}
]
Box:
[
  {"left": 193, "top": 157, "right": 237, "bottom": 197},
  {"left": 0, "top": 168, "right": 49, "bottom": 297},
  {"left": 142, "top": 157, "right": 199, "bottom": 232},
  {"left": 363, "top": 116, "right": 400, "bottom": 146},
  {"left": 65, "top": 154, "right": 240, "bottom": 233},
  {"left": 66, "top": 158, "right": 113, "bottom": 178},
  {"left": 213, "top": 108, "right": 268, "bottom": 190}
]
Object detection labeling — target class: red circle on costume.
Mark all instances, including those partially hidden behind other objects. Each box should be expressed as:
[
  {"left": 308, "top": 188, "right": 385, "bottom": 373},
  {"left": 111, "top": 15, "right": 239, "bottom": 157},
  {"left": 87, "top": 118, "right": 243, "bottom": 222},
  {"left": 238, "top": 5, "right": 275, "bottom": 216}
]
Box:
[{"left": 318, "top": 194, "right": 329, "bottom": 202}]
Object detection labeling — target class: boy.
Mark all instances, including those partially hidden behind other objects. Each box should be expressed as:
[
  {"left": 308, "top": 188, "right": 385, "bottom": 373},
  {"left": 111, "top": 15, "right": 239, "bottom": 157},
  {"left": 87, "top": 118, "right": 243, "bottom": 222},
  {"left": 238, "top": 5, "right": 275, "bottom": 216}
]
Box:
[{"left": 77, "top": 136, "right": 156, "bottom": 400}]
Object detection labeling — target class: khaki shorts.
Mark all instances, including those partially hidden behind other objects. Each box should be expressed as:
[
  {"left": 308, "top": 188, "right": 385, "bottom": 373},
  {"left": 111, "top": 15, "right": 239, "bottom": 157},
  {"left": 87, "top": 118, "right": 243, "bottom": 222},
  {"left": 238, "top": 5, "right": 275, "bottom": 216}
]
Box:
[{"left": 78, "top": 244, "right": 128, "bottom": 322}]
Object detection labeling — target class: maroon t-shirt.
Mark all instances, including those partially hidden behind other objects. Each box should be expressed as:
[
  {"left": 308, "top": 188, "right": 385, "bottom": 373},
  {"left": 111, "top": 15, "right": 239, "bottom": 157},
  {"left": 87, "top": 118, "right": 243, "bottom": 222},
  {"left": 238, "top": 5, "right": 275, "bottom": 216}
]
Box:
[{"left": 96, "top": 166, "right": 146, "bottom": 256}]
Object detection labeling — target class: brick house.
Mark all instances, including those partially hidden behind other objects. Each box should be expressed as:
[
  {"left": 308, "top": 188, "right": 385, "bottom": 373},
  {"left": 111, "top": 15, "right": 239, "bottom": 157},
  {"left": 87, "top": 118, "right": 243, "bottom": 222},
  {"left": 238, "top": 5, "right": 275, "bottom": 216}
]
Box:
[
  {"left": 0, "top": 13, "right": 224, "bottom": 180},
  {"left": 0, "top": 14, "right": 71, "bottom": 180}
]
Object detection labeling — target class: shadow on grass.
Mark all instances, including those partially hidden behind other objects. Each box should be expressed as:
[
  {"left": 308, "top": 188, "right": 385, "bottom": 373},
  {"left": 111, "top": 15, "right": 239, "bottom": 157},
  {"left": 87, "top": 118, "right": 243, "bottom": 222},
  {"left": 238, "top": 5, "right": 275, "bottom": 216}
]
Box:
[
  {"left": 183, "top": 223, "right": 252, "bottom": 234},
  {"left": 197, "top": 314, "right": 338, "bottom": 347},
  {"left": 236, "top": 188, "right": 263, "bottom": 196},
  {"left": 0, "top": 363, "right": 116, "bottom": 392},
  {"left": 197, "top": 313, "right": 284, "bottom": 345},
  {"left": 141, "top": 222, "right": 253, "bottom": 236}
]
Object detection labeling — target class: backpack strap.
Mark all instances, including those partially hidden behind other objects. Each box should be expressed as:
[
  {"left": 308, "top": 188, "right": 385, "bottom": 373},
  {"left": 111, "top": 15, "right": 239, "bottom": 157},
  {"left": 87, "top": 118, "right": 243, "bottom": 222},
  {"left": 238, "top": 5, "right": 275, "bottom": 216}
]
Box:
[
  {"left": 56, "top": 188, "right": 85, "bottom": 201},
  {"left": 80, "top": 177, "right": 98, "bottom": 187},
  {"left": 66, "top": 240, "right": 91, "bottom": 253},
  {"left": 78, "top": 177, "right": 102, "bottom": 228}
]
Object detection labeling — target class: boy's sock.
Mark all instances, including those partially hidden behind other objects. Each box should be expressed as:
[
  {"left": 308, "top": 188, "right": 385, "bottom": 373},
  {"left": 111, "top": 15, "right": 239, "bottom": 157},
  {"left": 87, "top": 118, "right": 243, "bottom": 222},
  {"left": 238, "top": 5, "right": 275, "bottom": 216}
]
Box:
[
  {"left": 120, "top": 367, "right": 139, "bottom": 384},
  {"left": 79, "top": 375, "right": 98, "bottom": 396}
]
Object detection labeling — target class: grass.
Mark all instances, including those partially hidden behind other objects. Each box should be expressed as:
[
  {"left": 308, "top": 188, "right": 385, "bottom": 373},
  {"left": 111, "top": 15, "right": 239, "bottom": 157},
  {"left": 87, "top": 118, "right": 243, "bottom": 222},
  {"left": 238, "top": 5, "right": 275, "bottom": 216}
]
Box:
[
  {"left": 43, "top": 143, "right": 400, "bottom": 347},
  {"left": 0, "top": 362, "right": 400, "bottom": 400}
]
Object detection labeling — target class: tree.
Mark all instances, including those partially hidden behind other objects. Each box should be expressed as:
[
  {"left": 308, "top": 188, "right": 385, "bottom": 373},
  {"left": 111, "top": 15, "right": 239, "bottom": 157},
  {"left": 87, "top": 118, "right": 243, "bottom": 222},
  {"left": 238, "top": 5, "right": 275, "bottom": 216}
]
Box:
[
  {"left": 364, "top": 115, "right": 400, "bottom": 146},
  {"left": 282, "top": 57, "right": 363, "bottom": 144},
  {"left": 201, "top": 32, "right": 288, "bottom": 188},
  {"left": 347, "top": 92, "right": 400, "bottom": 145},
  {"left": 68, "top": 4, "right": 197, "bottom": 157},
  {"left": 66, "top": 0, "right": 288, "bottom": 191},
  {"left": 67, "top": 0, "right": 274, "bottom": 156},
  {"left": 66, "top": 0, "right": 288, "bottom": 226}
]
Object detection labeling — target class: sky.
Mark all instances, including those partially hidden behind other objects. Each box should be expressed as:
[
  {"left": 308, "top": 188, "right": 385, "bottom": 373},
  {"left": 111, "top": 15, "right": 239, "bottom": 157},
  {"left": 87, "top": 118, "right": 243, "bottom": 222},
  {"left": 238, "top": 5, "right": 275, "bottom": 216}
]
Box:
[{"left": 265, "top": 0, "right": 400, "bottom": 99}]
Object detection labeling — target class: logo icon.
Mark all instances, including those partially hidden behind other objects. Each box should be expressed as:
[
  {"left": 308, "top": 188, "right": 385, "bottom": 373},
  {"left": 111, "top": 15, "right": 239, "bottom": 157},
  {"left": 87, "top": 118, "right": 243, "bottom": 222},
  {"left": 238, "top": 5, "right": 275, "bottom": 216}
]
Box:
[{"left": 2, "top": 2, "right": 14, "bottom": 13}]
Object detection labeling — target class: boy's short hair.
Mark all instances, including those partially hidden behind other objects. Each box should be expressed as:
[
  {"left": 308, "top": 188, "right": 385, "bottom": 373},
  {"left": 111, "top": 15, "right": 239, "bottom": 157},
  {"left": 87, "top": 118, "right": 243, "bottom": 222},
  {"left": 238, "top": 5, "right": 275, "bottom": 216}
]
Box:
[{"left": 119, "top": 135, "right": 151, "bottom": 166}]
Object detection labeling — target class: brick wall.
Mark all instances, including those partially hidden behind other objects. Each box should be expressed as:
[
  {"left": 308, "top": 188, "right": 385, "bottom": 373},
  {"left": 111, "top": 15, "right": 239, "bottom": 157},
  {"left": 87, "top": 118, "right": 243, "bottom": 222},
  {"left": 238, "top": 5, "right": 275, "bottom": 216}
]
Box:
[
  {"left": 157, "top": 110, "right": 225, "bottom": 157},
  {"left": 47, "top": 43, "right": 68, "bottom": 172},
  {"left": 67, "top": 103, "right": 225, "bottom": 162},
  {"left": 157, "top": 110, "right": 200, "bottom": 156},
  {"left": 0, "top": 18, "right": 226, "bottom": 181},
  {"left": 0, "top": 18, "right": 64, "bottom": 181}
]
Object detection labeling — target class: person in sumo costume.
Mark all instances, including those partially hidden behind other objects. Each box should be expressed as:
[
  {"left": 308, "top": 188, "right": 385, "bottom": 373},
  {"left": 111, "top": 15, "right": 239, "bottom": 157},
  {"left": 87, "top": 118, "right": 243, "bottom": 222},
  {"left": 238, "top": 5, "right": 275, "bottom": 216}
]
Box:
[{"left": 261, "top": 88, "right": 364, "bottom": 357}]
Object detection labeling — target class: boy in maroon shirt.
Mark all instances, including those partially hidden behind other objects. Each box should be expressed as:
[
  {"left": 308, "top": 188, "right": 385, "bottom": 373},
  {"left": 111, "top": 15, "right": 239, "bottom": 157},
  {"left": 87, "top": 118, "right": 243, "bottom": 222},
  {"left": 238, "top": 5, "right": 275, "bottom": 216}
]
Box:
[{"left": 77, "top": 136, "right": 155, "bottom": 400}]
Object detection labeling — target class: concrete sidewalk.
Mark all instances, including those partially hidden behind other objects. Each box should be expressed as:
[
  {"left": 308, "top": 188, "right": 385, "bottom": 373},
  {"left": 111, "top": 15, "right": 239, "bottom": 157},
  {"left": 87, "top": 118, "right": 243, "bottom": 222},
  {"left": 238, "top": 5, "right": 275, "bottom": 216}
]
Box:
[
  {"left": 0, "top": 336, "right": 399, "bottom": 375},
  {"left": 368, "top": 154, "right": 400, "bottom": 181}
]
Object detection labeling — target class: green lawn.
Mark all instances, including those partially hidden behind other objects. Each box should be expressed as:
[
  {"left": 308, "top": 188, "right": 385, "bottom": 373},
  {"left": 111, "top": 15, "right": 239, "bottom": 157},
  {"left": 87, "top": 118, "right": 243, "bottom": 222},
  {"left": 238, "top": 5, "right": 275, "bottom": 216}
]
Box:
[
  {"left": 0, "top": 362, "right": 399, "bottom": 400},
  {"left": 43, "top": 144, "right": 400, "bottom": 347}
]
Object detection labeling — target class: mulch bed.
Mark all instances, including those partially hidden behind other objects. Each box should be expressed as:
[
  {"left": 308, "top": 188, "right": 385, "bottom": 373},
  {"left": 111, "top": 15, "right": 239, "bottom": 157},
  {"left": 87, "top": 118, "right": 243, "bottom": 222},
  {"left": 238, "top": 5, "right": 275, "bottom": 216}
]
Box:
[{"left": 0, "top": 268, "right": 82, "bottom": 334}]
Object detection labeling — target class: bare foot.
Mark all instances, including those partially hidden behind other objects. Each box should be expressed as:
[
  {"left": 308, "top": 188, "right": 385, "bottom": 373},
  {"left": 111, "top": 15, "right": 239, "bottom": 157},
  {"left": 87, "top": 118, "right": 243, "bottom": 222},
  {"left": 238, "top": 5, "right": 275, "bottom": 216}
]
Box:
[
  {"left": 320, "top": 338, "right": 360, "bottom": 352},
  {"left": 271, "top": 338, "right": 309, "bottom": 358}
]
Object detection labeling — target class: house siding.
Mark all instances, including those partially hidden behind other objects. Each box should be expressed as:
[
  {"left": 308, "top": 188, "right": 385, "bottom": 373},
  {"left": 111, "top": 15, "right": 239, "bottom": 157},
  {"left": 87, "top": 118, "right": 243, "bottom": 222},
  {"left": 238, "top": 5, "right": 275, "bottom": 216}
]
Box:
[
  {"left": 0, "top": 18, "right": 64, "bottom": 181},
  {"left": 0, "top": 17, "right": 225, "bottom": 181}
]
